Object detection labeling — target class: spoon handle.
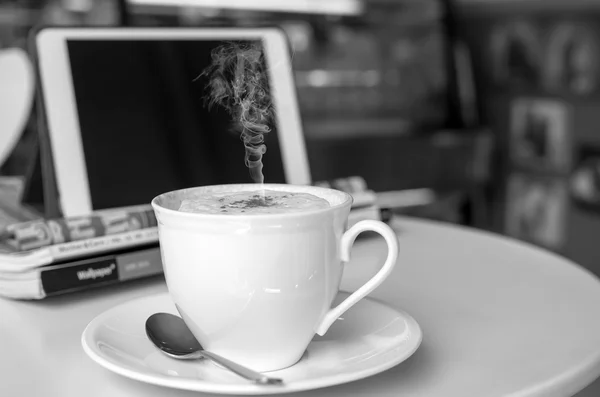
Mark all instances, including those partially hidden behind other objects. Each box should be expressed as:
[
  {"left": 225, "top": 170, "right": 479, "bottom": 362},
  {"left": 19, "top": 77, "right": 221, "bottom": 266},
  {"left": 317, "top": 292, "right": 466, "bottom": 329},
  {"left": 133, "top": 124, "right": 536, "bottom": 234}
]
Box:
[{"left": 199, "top": 350, "right": 283, "bottom": 385}]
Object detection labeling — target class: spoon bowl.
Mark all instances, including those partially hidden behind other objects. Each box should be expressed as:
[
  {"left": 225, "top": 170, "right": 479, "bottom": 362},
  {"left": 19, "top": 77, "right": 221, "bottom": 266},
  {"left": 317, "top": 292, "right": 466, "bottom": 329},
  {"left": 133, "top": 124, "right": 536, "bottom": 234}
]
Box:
[{"left": 145, "top": 312, "right": 283, "bottom": 385}]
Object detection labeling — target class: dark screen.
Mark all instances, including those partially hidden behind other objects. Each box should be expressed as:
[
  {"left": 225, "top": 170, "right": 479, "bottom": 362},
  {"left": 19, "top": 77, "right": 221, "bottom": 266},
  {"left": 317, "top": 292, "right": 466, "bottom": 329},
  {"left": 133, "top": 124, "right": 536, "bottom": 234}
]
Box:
[{"left": 66, "top": 39, "right": 286, "bottom": 210}]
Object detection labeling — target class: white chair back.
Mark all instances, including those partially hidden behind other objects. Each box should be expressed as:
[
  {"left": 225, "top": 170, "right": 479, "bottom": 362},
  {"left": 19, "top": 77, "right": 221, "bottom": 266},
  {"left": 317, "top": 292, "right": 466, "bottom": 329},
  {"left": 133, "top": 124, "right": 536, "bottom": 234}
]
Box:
[{"left": 0, "top": 48, "right": 35, "bottom": 167}]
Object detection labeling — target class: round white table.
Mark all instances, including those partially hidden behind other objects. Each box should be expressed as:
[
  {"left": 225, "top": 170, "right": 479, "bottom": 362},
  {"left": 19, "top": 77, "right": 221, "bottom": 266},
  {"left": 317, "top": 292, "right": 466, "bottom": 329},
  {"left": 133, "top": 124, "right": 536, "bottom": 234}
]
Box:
[{"left": 1, "top": 217, "right": 600, "bottom": 397}]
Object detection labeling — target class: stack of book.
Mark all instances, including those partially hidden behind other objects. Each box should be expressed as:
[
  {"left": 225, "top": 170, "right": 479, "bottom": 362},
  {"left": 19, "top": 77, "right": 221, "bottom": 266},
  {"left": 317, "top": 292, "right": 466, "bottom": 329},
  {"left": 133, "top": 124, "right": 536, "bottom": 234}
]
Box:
[
  {"left": 0, "top": 205, "right": 161, "bottom": 299},
  {"left": 315, "top": 176, "right": 437, "bottom": 224},
  {"left": 0, "top": 177, "right": 434, "bottom": 300}
]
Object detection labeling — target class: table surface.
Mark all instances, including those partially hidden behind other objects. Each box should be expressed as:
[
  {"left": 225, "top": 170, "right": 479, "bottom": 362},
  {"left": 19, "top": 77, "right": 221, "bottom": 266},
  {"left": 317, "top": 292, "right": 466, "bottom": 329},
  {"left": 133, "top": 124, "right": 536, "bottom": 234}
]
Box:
[{"left": 2, "top": 217, "right": 600, "bottom": 397}]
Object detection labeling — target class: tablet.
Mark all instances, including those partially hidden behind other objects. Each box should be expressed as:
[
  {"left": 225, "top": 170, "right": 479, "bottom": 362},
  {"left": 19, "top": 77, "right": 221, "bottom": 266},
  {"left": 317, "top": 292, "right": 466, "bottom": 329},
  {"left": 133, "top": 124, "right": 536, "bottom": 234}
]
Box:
[{"left": 35, "top": 27, "right": 310, "bottom": 217}]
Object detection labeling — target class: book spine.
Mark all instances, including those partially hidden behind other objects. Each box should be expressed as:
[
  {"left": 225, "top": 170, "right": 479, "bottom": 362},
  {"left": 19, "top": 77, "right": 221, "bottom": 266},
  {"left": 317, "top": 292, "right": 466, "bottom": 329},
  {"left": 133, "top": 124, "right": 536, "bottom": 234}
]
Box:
[
  {"left": 40, "top": 247, "right": 163, "bottom": 297},
  {"left": 6, "top": 205, "right": 157, "bottom": 251},
  {"left": 48, "top": 228, "right": 159, "bottom": 262}
]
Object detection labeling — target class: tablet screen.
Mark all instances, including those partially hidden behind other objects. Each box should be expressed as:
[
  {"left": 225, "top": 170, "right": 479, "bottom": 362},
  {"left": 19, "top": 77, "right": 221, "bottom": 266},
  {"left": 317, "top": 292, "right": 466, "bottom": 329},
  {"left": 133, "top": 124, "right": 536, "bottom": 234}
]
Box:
[{"left": 66, "top": 39, "right": 286, "bottom": 210}]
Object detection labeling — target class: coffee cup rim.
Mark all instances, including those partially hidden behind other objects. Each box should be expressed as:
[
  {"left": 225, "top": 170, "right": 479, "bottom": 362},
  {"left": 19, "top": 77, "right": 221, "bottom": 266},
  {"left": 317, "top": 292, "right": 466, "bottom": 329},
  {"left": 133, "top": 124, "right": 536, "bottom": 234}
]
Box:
[{"left": 151, "top": 183, "right": 353, "bottom": 220}]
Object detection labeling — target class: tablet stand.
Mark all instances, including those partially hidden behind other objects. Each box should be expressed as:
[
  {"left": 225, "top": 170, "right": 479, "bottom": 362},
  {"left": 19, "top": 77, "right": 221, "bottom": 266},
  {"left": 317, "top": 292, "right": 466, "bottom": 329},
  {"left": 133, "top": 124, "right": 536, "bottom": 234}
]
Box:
[{"left": 21, "top": 93, "right": 62, "bottom": 218}]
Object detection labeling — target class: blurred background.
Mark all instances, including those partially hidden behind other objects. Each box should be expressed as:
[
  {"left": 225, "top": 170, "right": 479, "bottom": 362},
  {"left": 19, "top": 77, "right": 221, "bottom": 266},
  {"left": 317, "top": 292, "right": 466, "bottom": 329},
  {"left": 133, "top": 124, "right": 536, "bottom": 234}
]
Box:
[{"left": 2, "top": 0, "right": 600, "bottom": 282}]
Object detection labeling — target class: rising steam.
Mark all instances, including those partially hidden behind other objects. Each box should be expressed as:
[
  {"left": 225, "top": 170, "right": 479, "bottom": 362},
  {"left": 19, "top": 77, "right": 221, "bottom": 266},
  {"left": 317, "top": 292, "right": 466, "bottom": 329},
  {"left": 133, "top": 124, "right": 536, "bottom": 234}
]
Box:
[{"left": 198, "top": 42, "right": 274, "bottom": 184}]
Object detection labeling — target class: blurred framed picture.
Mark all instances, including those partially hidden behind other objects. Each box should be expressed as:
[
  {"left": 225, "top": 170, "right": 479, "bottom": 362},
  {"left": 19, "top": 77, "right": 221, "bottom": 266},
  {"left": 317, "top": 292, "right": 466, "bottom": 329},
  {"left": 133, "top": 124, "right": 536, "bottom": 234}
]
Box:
[
  {"left": 506, "top": 173, "right": 567, "bottom": 250},
  {"left": 509, "top": 98, "right": 571, "bottom": 172},
  {"left": 570, "top": 144, "right": 600, "bottom": 212},
  {"left": 544, "top": 21, "right": 600, "bottom": 96},
  {"left": 490, "top": 19, "right": 542, "bottom": 87}
]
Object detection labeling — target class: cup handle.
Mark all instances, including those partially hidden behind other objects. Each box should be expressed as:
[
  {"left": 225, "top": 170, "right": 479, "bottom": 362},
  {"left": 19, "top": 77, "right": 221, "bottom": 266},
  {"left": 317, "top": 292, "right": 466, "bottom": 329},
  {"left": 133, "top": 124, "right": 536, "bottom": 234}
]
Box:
[{"left": 315, "top": 220, "right": 399, "bottom": 336}]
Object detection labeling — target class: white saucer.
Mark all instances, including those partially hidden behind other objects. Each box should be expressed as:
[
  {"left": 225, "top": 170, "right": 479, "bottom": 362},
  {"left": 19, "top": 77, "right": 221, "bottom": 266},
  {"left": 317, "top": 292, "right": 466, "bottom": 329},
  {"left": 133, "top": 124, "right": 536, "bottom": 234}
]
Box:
[{"left": 82, "top": 292, "right": 422, "bottom": 395}]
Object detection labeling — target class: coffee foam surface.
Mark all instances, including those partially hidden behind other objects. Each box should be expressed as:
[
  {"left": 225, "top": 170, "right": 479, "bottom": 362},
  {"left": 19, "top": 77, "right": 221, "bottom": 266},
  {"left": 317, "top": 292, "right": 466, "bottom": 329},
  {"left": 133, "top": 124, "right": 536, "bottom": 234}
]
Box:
[
  {"left": 179, "top": 189, "right": 330, "bottom": 215},
  {"left": 154, "top": 184, "right": 350, "bottom": 213}
]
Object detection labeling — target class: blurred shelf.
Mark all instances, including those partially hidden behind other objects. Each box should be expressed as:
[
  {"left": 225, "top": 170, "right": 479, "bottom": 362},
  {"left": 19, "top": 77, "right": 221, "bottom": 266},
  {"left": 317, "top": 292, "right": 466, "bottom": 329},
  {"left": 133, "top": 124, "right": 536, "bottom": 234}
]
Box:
[
  {"left": 127, "top": 0, "right": 364, "bottom": 16},
  {"left": 303, "top": 117, "right": 414, "bottom": 140},
  {"left": 457, "top": 0, "right": 600, "bottom": 14},
  {"left": 0, "top": 5, "right": 39, "bottom": 26}
]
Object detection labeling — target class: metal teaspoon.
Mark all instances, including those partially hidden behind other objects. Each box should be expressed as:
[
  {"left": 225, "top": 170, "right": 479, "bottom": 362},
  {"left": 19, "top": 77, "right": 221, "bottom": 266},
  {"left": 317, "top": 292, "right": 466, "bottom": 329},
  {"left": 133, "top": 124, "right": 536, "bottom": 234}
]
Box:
[{"left": 145, "top": 313, "right": 283, "bottom": 385}]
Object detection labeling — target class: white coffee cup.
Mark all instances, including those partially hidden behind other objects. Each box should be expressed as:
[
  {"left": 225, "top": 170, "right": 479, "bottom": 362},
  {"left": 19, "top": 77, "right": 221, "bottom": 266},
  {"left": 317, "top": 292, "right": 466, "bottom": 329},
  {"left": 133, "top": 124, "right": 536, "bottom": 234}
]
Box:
[{"left": 152, "top": 184, "right": 399, "bottom": 372}]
